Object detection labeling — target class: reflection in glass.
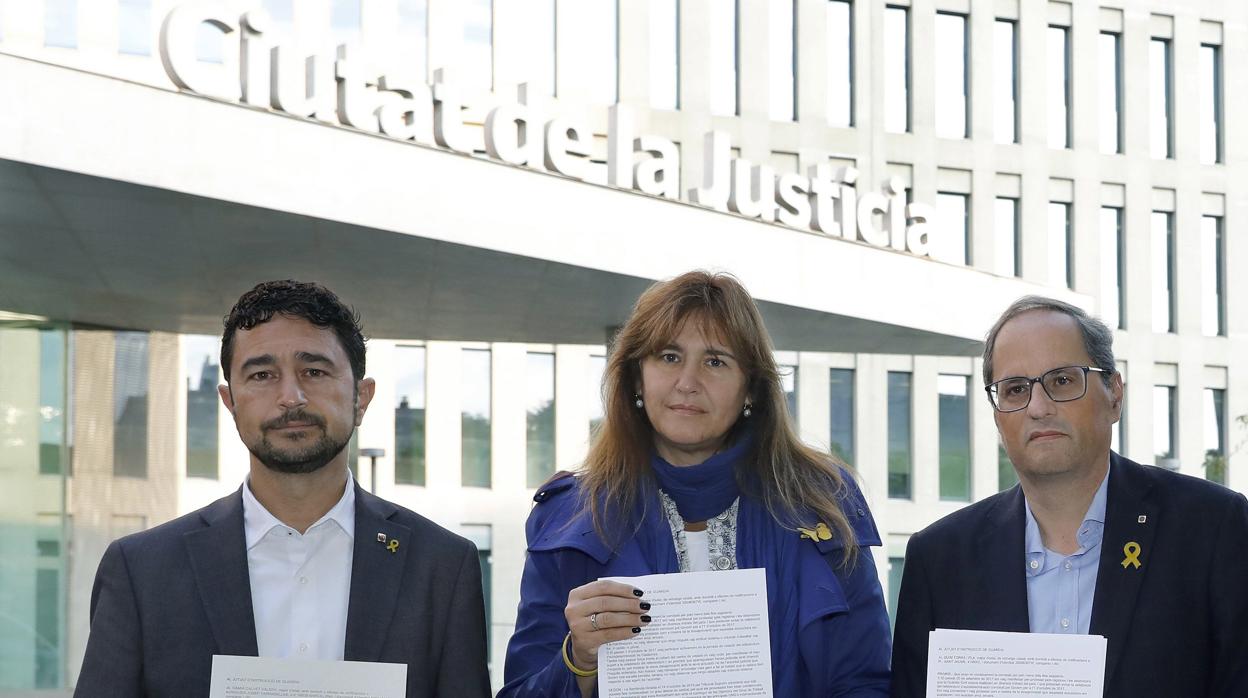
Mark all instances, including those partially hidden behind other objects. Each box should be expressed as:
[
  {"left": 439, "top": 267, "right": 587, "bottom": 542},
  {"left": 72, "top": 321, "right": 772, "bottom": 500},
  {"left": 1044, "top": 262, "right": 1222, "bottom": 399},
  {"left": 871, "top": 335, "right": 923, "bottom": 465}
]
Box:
[
  {"left": 829, "top": 368, "right": 854, "bottom": 466},
  {"left": 1099, "top": 207, "right": 1125, "bottom": 330},
  {"left": 1200, "top": 45, "right": 1222, "bottom": 164},
  {"left": 1153, "top": 385, "right": 1175, "bottom": 464},
  {"left": 1201, "top": 216, "right": 1224, "bottom": 337},
  {"left": 1099, "top": 32, "right": 1122, "bottom": 154},
  {"left": 1151, "top": 211, "right": 1174, "bottom": 333},
  {"left": 118, "top": 0, "right": 151, "bottom": 56},
  {"left": 993, "top": 20, "right": 1017, "bottom": 144},
  {"left": 526, "top": 353, "right": 556, "bottom": 488},
  {"left": 994, "top": 198, "right": 1018, "bottom": 277},
  {"left": 887, "top": 372, "right": 912, "bottom": 498},
  {"left": 827, "top": 1, "right": 852, "bottom": 127},
  {"left": 650, "top": 0, "right": 679, "bottom": 109},
  {"left": 588, "top": 355, "right": 606, "bottom": 436},
  {"left": 769, "top": 0, "right": 795, "bottom": 121},
  {"left": 1204, "top": 388, "right": 1226, "bottom": 485},
  {"left": 938, "top": 375, "right": 970, "bottom": 502},
  {"left": 710, "top": 0, "right": 738, "bottom": 116},
  {"left": 1150, "top": 38, "right": 1172, "bottom": 159},
  {"left": 395, "top": 346, "right": 426, "bottom": 486},
  {"left": 1047, "top": 202, "right": 1071, "bottom": 288},
  {"left": 40, "top": 330, "right": 68, "bottom": 475},
  {"left": 463, "top": 0, "right": 493, "bottom": 92},
  {"left": 397, "top": 0, "right": 428, "bottom": 80},
  {"left": 44, "top": 0, "right": 76, "bottom": 48},
  {"left": 936, "top": 192, "right": 968, "bottom": 265},
  {"left": 884, "top": 7, "right": 908, "bottom": 133},
  {"left": 462, "top": 349, "right": 492, "bottom": 487},
  {"left": 935, "top": 13, "right": 967, "bottom": 139},
  {"left": 185, "top": 335, "right": 219, "bottom": 479},
  {"left": 1047, "top": 26, "right": 1069, "bottom": 149},
  {"left": 559, "top": 0, "right": 618, "bottom": 105},
  {"left": 114, "top": 332, "right": 149, "bottom": 478}
]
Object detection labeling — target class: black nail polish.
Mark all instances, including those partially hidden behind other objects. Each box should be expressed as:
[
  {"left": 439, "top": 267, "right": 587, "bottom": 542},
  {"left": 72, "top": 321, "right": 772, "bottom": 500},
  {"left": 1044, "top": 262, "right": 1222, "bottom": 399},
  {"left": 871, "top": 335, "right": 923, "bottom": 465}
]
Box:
[
  {"left": 632, "top": 588, "right": 644, "bottom": 597},
  {"left": 639, "top": 601, "right": 651, "bottom": 611},
  {"left": 631, "top": 626, "right": 641, "bottom": 633},
  {"left": 640, "top": 615, "right": 652, "bottom": 623}
]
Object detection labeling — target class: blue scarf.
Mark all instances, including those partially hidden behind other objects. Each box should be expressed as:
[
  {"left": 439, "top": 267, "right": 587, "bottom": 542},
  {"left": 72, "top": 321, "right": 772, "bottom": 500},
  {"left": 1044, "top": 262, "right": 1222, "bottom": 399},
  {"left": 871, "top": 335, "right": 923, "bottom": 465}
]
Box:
[{"left": 649, "top": 433, "right": 752, "bottom": 522}]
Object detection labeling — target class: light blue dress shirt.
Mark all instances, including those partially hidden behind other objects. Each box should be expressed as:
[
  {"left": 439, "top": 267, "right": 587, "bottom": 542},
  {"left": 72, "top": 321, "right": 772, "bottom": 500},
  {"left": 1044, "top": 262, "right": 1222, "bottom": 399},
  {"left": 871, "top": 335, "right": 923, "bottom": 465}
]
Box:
[{"left": 1023, "top": 468, "right": 1109, "bottom": 634}]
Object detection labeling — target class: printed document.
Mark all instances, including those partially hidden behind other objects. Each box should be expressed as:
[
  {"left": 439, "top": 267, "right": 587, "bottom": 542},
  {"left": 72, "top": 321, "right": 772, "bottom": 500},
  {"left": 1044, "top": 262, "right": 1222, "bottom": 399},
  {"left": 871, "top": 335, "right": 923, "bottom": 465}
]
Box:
[
  {"left": 927, "top": 629, "right": 1106, "bottom": 697},
  {"left": 209, "top": 655, "right": 406, "bottom": 698},
  {"left": 598, "top": 568, "right": 773, "bottom": 698}
]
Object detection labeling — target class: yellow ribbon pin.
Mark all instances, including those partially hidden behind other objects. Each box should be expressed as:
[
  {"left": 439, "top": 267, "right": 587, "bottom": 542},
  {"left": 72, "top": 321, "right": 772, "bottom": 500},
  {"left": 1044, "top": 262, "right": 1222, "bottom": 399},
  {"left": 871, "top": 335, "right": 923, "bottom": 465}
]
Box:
[
  {"left": 798, "top": 522, "right": 833, "bottom": 542},
  {"left": 387, "top": 539, "right": 400, "bottom": 554},
  {"left": 1121, "top": 541, "right": 1141, "bottom": 569}
]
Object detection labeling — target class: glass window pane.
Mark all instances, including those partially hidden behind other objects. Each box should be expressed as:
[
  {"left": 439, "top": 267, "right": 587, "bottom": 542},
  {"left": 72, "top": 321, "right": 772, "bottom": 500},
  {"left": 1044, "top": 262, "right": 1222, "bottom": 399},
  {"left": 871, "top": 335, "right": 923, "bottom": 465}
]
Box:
[
  {"left": 38, "top": 330, "right": 68, "bottom": 476},
  {"left": 888, "top": 556, "right": 904, "bottom": 629},
  {"left": 559, "top": 0, "right": 618, "bottom": 105},
  {"left": 463, "top": 0, "right": 493, "bottom": 92},
  {"left": 461, "top": 349, "right": 492, "bottom": 487},
  {"left": 829, "top": 368, "right": 854, "bottom": 465},
  {"left": 884, "top": 6, "right": 908, "bottom": 133},
  {"left": 1099, "top": 207, "right": 1124, "bottom": 330},
  {"left": 526, "top": 353, "right": 556, "bottom": 488},
  {"left": 1200, "top": 45, "right": 1222, "bottom": 164},
  {"left": 779, "top": 364, "right": 798, "bottom": 424},
  {"left": 935, "top": 192, "right": 968, "bottom": 265},
  {"left": 395, "top": 346, "right": 426, "bottom": 486},
  {"left": 827, "top": 1, "right": 852, "bottom": 127},
  {"left": 1150, "top": 39, "right": 1172, "bottom": 159},
  {"left": 118, "top": 0, "right": 151, "bottom": 56},
  {"left": 935, "top": 13, "right": 967, "bottom": 139},
  {"left": 769, "top": 0, "right": 795, "bottom": 121},
  {"left": 397, "top": 0, "right": 429, "bottom": 81},
  {"left": 1202, "top": 216, "right": 1224, "bottom": 337},
  {"left": 1047, "top": 26, "right": 1069, "bottom": 149},
  {"left": 330, "top": 0, "right": 361, "bottom": 47},
  {"left": 44, "top": 0, "right": 76, "bottom": 48},
  {"left": 114, "top": 332, "right": 149, "bottom": 478},
  {"left": 1204, "top": 388, "right": 1226, "bottom": 485},
  {"left": 887, "top": 372, "right": 912, "bottom": 499},
  {"left": 185, "top": 335, "right": 219, "bottom": 479},
  {"left": 998, "top": 444, "right": 1018, "bottom": 490},
  {"left": 1099, "top": 32, "right": 1122, "bottom": 154},
  {"left": 1153, "top": 385, "right": 1175, "bottom": 464},
  {"left": 1047, "top": 202, "right": 1071, "bottom": 288},
  {"left": 1151, "top": 212, "right": 1174, "bottom": 333},
  {"left": 710, "top": 0, "right": 738, "bottom": 115},
  {"left": 650, "top": 0, "right": 679, "bottom": 109},
  {"left": 938, "top": 375, "right": 970, "bottom": 502},
  {"left": 993, "top": 20, "right": 1017, "bottom": 144},
  {"left": 994, "top": 197, "right": 1018, "bottom": 276}
]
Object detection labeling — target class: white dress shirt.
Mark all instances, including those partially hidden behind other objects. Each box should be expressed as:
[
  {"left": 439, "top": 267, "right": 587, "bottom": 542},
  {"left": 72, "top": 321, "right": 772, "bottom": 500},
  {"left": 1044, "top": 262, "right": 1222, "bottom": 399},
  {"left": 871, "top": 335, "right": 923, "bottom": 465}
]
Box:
[{"left": 242, "top": 472, "right": 356, "bottom": 660}]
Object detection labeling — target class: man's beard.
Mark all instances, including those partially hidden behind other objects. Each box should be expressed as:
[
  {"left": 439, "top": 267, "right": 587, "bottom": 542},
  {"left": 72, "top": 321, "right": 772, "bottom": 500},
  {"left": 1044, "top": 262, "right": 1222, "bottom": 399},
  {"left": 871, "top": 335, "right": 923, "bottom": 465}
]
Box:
[{"left": 250, "top": 408, "right": 351, "bottom": 475}]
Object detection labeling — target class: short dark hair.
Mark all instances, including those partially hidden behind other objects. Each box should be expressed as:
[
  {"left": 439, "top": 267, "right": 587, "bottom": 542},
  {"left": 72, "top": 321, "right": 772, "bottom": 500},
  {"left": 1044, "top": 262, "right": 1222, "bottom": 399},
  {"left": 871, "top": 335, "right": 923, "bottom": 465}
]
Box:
[
  {"left": 982, "top": 295, "right": 1116, "bottom": 386},
  {"left": 221, "top": 280, "right": 366, "bottom": 383}
]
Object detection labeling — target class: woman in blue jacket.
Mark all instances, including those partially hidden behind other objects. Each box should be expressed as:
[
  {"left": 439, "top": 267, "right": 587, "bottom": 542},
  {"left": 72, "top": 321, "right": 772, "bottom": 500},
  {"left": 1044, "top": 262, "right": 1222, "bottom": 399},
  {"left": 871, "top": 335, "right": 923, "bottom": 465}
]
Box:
[{"left": 500, "top": 271, "right": 891, "bottom": 697}]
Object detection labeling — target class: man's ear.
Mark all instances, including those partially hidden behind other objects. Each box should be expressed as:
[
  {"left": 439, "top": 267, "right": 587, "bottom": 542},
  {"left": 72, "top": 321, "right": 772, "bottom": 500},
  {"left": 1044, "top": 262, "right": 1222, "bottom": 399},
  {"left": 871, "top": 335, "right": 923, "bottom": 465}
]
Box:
[
  {"left": 1108, "top": 371, "right": 1125, "bottom": 420},
  {"left": 354, "top": 377, "right": 377, "bottom": 426},
  {"left": 218, "top": 384, "right": 236, "bottom": 415}
]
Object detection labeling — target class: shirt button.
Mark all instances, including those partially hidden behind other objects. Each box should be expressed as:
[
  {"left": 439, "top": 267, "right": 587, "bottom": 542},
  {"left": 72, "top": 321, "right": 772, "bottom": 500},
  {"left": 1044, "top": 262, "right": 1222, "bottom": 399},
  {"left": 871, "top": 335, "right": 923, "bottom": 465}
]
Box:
[
  {"left": 715, "top": 556, "right": 731, "bottom": 570},
  {"left": 1029, "top": 559, "right": 1040, "bottom": 570},
  {"left": 299, "top": 643, "right": 308, "bottom": 653},
  {"left": 1064, "top": 561, "right": 1073, "bottom": 571},
  {"left": 1060, "top": 618, "right": 1070, "bottom": 629},
  {"left": 299, "top": 576, "right": 308, "bottom": 585}
]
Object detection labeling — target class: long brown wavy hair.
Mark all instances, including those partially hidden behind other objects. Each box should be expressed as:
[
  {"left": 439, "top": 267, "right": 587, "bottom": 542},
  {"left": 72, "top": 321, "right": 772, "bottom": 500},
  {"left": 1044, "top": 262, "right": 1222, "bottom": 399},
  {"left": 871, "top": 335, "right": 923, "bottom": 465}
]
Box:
[{"left": 577, "top": 270, "right": 859, "bottom": 560}]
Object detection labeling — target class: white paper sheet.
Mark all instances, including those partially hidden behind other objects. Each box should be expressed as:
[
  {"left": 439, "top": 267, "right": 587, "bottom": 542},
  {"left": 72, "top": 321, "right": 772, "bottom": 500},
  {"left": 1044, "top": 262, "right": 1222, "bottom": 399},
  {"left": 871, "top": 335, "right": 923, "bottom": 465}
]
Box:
[
  {"left": 598, "top": 568, "right": 773, "bottom": 698},
  {"left": 209, "top": 655, "right": 406, "bottom": 698},
  {"left": 927, "top": 629, "right": 1106, "bottom": 697}
]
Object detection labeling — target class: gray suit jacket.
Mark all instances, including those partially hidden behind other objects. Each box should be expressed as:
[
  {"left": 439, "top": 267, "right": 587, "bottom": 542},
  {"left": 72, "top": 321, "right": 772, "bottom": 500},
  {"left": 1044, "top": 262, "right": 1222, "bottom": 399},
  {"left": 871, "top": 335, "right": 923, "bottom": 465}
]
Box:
[{"left": 74, "top": 484, "right": 492, "bottom": 698}]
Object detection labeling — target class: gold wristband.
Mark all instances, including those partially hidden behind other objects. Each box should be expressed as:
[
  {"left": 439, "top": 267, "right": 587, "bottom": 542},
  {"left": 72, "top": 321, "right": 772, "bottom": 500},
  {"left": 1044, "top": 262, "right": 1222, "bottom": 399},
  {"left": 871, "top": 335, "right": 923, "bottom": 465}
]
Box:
[{"left": 561, "top": 631, "right": 598, "bottom": 678}]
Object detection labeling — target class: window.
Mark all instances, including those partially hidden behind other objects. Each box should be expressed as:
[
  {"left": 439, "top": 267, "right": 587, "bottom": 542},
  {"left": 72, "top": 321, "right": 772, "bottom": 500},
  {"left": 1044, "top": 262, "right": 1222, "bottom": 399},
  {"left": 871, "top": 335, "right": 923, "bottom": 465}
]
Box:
[
  {"left": 38, "top": 330, "right": 67, "bottom": 476},
  {"left": 779, "top": 364, "right": 798, "bottom": 423},
  {"left": 118, "top": 0, "right": 151, "bottom": 56},
  {"left": 998, "top": 445, "right": 1018, "bottom": 490},
  {"left": 1048, "top": 202, "right": 1071, "bottom": 288},
  {"left": 887, "top": 372, "right": 912, "bottom": 499},
  {"left": 935, "top": 13, "right": 968, "bottom": 139},
  {"left": 397, "top": 0, "right": 429, "bottom": 81},
  {"left": 1153, "top": 385, "right": 1175, "bottom": 465},
  {"left": 114, "top": 332, "right": 149, "bottom": 478},
  {"left": 395, "top": 346, "right": 426, "bottom": 486},
  {"left": 710, "top": 0, "right": 738, "bottom": 115},
  {"left": 993, "top": 20, "right": 1018, "bottom": 144},
  {"left": 994, "top": 197, "right": 1019, "bottom": 277},
  {"left": 1201, "top": 216, "right": 1225, "bottom": 337},
  {"left": 44, "top": 0, "right": 76, "bottom": 48},
  {"left": 185, "top": 335, "right": 219, "bottom": 479},
  {"left": 559, "top": 0, "right": 618, "bottom": 105},
  {"left": 829, "top": 368, "right": 854, "bottom": 465},
  {"left": 526, "top": 353, "right": 556, "bottom": 488},
  {"left": 1151, "top": 211, "right": 1174, "bottom": 333},
  {"left": 888, "top": 556, "right": 905, "bottom": 629},
  {"left": 938, "top": 375, "right": 971, "bottom": 502},
  {"left": 770, "top": 0, "right": 796, "bottom": 121},
  {"left": 1200, "top": 45, "right": 1222, "bottom": 164},
  {"left": 463, "top": 0, "right": 493, "bottom": 92},
  {"left": 1100, "top": 207, "right": 1125, "bottom": 330},
  {"left": 1047, "top": 26, "right": 1070, "bottom": 149},
  {"left": 935, "top": 192, "right": 968, "bottom": 265},
  {"left": 588, "top": 355, "right": 606, "bottom": 436},
  {"left": 827, "top": 1, "right": 853, "bottom": 127},
  {"left": 884, "top": 7, "right": 909, "bottom": 133},
  {"left": 1150, "top": 38, "right": 1172, "bottom": 159},
  {"left": 1099, "top": 32, "right": 1122, "bottom": 154},
  {"left": 650, "top": 0, "right": 679, "bottom": 109},
  {"left": 330, "top": 0, "right": 361, "bottom": 47},
  {"left": 461, "top": 349, "right": 492, "bottom": 487},
  {"left": 1204, "top": 388, "right": 1226, "bottom": 485}
]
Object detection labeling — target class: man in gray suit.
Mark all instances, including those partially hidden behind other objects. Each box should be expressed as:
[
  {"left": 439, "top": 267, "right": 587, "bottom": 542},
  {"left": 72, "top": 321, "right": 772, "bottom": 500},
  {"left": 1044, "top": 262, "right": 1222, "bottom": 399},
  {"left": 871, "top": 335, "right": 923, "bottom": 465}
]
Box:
[{"left": 75, "top": 280, "right": 491, "bottom": 698}]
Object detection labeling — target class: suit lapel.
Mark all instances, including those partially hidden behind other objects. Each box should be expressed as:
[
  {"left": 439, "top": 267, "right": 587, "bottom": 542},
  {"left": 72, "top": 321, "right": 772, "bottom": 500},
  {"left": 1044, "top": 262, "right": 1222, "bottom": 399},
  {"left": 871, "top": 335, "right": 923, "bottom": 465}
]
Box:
[
  {"left": 975, "top": 486, "right": 1031, "bottom": 632},
  {"left": 1090, "top": 454, "right": 1158, "bottom": 686},
  {"left": 344, "top": 486, "right": 412, "bottom": 662},
  {"left": 183, "top": 489, "right": 259, "bottom": 656}
]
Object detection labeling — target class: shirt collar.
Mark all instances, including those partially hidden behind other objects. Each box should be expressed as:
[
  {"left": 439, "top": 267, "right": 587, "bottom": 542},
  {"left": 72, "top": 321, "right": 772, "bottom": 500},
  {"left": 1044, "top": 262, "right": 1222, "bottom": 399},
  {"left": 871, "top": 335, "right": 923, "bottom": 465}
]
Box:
[
  {"left": 1024, "top": 461, "right": 1110, "bottom": 574},
  {"left": 242, "top": 469, "right": 356, "bottom": 549}
]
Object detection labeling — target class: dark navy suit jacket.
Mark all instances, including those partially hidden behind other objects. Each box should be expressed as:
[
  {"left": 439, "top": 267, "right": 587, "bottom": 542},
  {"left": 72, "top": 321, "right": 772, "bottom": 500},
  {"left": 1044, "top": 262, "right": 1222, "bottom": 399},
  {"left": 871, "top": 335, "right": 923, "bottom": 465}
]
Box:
[
  {"left": 74, "top": 484, "right": 491, "bottom": 698},
  {"left": 890, "top": 453, "right": 1248, "bottom": 697}
]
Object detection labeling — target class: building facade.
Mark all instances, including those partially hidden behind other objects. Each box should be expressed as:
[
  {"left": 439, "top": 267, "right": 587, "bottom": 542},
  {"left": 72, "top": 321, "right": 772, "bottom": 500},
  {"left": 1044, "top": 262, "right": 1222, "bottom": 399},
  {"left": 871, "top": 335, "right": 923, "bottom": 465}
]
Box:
[{"left": 0, "top": 0, "right": 1244, "bottom": 694}]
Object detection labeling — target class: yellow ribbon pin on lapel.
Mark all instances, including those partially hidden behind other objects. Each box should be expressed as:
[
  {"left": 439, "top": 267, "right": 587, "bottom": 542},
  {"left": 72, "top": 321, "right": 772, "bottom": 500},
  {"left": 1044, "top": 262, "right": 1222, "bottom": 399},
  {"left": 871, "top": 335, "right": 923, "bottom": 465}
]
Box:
[
  {"left": 1121, "top": 541, "right": 1141, "bottom": 569},
  {"left": 387, "top": 539, "right": 400, "bottom": 554},
  {"left": 798, "top": 522, "right": 833, "bottom": 542}
]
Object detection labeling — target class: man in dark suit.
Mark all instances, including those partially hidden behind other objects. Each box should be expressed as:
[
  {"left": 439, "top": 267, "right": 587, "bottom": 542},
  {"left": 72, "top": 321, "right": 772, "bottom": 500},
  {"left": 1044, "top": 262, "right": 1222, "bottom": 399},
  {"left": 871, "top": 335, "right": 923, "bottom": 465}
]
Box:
[
  {"left": 891, "top": 296, "right": 1248, "bottom": 697},
  {"left": 75, "top": 280, "right": 491, "bottom": 698}
]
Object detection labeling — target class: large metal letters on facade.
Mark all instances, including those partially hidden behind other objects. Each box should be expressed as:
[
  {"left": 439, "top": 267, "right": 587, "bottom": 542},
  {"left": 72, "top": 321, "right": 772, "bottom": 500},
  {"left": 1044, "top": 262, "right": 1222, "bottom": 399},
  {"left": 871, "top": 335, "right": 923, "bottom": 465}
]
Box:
[{"left": 159, "top": 4, "right": 933, "bottom": 257}]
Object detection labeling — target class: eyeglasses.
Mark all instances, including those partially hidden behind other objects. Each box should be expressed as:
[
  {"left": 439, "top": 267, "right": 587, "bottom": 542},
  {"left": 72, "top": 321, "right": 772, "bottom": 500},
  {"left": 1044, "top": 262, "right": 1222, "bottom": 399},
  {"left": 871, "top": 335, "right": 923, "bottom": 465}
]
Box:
[{"left": 984, "top": 366, "right": 1113, "bottom": 413}]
